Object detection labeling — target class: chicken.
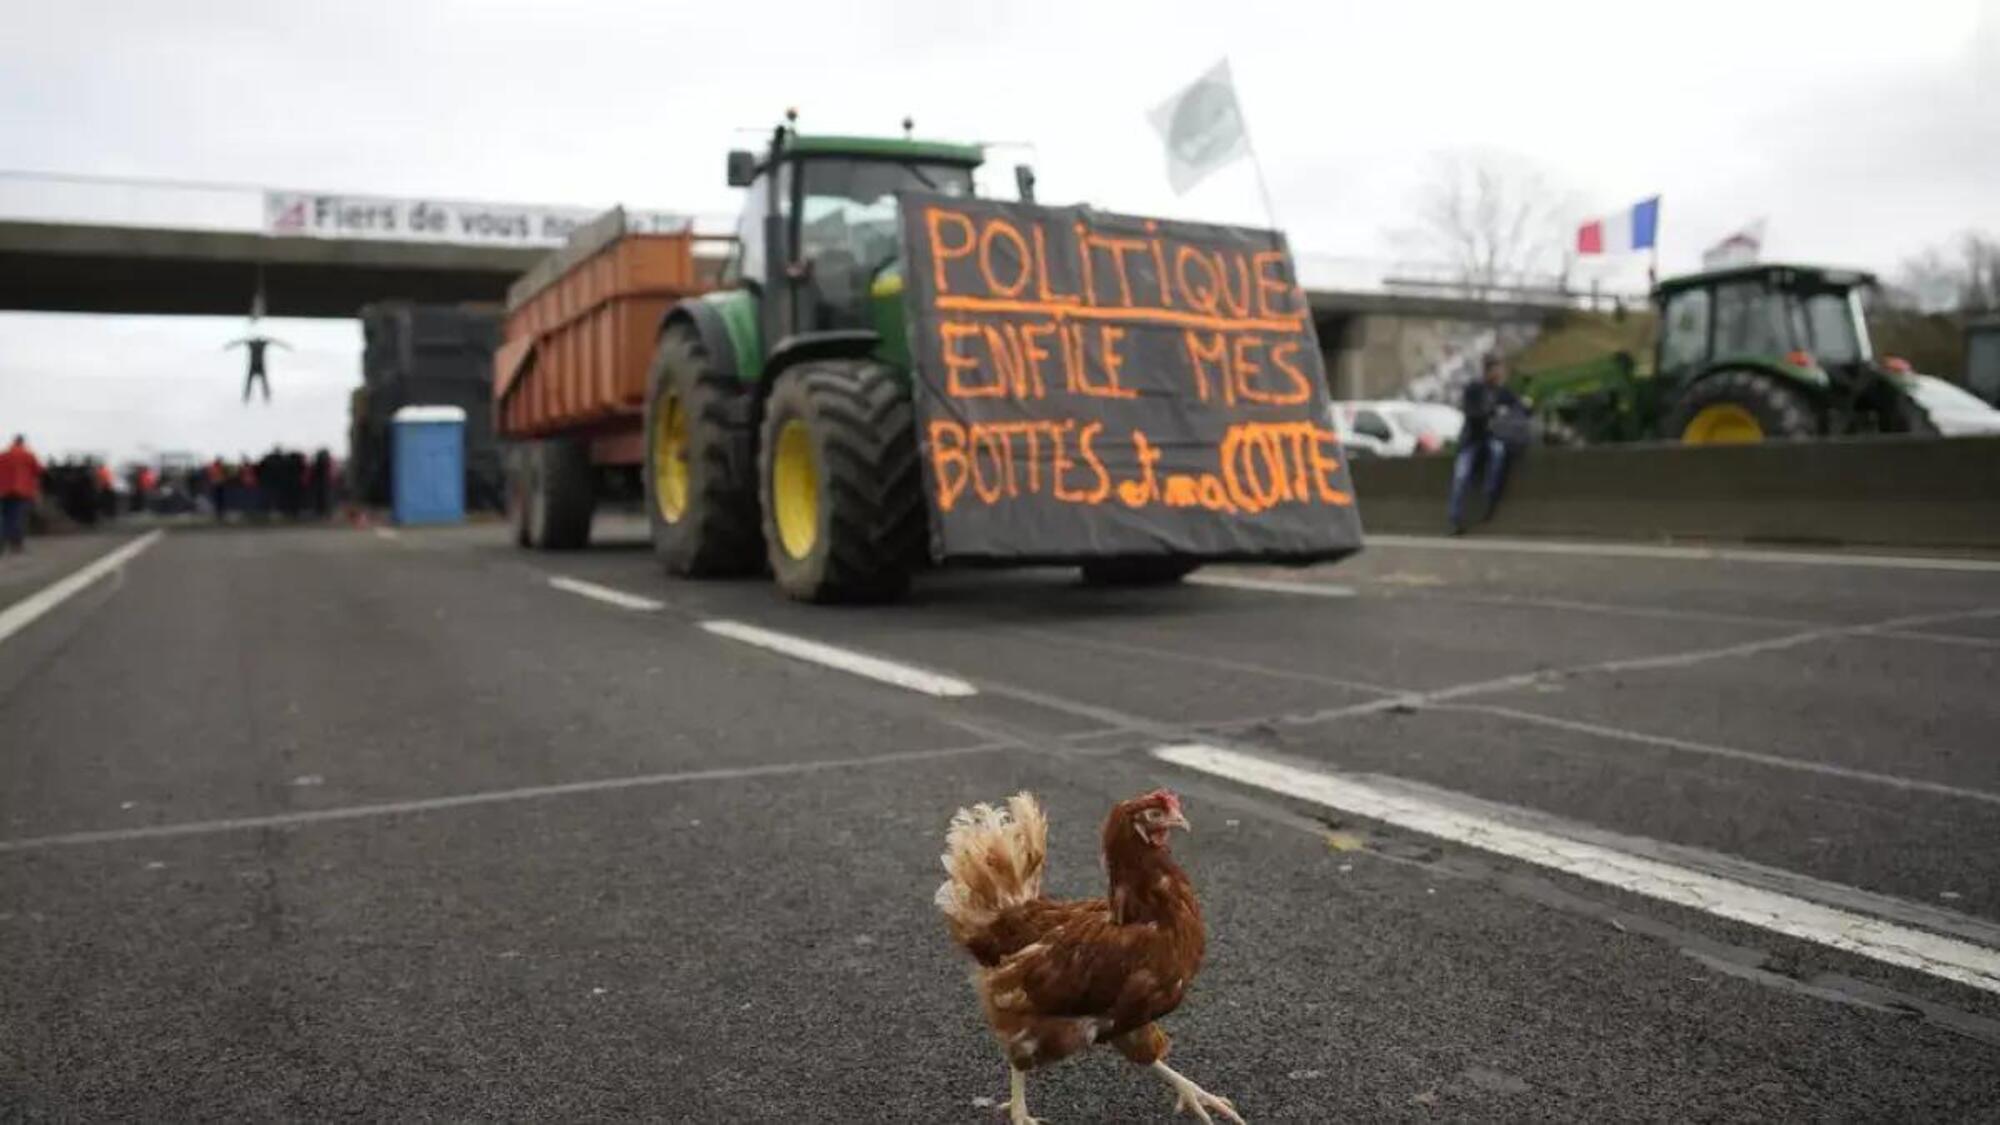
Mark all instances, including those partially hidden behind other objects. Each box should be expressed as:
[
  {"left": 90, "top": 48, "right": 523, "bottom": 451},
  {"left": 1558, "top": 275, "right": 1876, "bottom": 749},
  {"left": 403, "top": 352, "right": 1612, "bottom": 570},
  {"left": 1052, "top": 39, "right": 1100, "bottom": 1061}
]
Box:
[{"left": 935, "top": 789, "right": 1244, "bottom": 1124}]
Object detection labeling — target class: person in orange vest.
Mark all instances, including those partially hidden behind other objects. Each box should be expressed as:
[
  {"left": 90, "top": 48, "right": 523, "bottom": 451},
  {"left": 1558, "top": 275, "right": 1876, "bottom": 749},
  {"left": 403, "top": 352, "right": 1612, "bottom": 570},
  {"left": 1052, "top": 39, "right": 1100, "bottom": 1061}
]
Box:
[
  {"left": 135, "top": 464, "right": 159, "bottom": 515},
  {"left": 93, "top": 461, "right": 117, "bottom": 521},
  {"left": 0, "top": 434, "right": 45, "bottom": 555},
  {"left": 206, "top": 457, "right": 229, "bottom": 521}
]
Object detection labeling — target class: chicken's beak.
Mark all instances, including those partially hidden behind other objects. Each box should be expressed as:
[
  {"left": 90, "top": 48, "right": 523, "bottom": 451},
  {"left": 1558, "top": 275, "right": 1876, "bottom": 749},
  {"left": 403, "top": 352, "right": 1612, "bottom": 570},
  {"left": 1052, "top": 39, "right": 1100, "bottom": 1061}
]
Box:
[{"left": 1163, "top": 808, "right": 1191, "bottom": 834}]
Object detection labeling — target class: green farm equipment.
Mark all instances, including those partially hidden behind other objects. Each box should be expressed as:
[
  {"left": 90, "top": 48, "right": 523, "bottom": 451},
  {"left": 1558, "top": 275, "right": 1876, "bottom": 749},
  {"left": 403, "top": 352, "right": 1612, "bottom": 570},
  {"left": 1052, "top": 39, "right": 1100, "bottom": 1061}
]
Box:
[
  {"left": 636, "top": 117, "right": 1357, "bottom": 601},
  {"left": 641, "top": 123, "right": 989, "bottom": 600},
  {"left": 503, "top": 115, "right": 1360, "bottom": 601},
  {"left": 1516, "top": 264, "right": 1936, "bottom": 445}
]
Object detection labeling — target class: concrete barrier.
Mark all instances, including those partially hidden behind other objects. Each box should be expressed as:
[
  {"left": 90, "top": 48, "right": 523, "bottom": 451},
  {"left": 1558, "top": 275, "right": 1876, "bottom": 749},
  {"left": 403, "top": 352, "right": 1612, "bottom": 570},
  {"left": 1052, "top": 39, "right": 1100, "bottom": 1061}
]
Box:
[{"left": 1348, "top": 435, "right": 2000, "bottom": 551}]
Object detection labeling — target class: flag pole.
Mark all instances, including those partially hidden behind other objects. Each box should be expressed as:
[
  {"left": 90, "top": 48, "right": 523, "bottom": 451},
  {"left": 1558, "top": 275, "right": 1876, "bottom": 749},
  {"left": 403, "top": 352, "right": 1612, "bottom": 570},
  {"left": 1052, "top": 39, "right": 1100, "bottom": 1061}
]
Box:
[
  {"left": 1242, "top": 127, "right": 1283, "bottom": 234},
  {"left": 1647, "top": 196, "right": 1661, "bottom": 289},
  {"left": 1215, "top": 56, "right": 1282, "bottom": 232}
]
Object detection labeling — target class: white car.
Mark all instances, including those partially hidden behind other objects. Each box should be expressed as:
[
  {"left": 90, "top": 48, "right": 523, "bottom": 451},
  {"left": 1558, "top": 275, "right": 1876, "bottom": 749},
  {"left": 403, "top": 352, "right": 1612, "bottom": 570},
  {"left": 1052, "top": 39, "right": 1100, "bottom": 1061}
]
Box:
[
  {"left": 1904, "top": 375, "right": 2000, "bottom": 437},
  {"left": 1329, "top": 400, "right": 1464, "bottom": 457}
]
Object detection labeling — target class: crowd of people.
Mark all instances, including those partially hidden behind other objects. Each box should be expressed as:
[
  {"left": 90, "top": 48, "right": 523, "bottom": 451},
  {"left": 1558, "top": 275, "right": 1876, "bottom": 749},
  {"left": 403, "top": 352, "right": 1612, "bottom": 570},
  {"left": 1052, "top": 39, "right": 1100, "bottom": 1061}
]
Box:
[
  {"left": 0, "top": 434, "right": 343, "bottom": 556},
  {"left": 201, "top": 449, "right": 338, "bottom": 521}
]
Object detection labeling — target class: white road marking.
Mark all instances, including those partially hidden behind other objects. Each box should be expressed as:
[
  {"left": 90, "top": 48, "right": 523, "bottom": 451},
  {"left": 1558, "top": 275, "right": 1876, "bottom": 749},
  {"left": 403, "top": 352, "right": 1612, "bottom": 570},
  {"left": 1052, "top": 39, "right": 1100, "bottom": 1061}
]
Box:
[
  {"left": 374, "top": 527, "right": 400, "bottom": 540},
  {"left": 1219, "top": 567, "right": 1998, "bottom": 652},
  {"left": 1366, "top": 533, "right": 2000, "bottom": 574},
  {"left": 1152, "top": 742, "right": 2000, "bottom": 996},
  {"left": 0, "top": 742, "right": 1009, "bottom": 853},
  {"left": 700, "top": 619, "right": 978, "bottom": 698},
  {"left": 1381, "top": 588, "right": 1811, "bottom": 630},
  {"left": 1274, "top": 604, "right": 2000, "bottom": 726},
  {"left": 0, "top": 530, "right": 164, "bottom": 648},
  {"left": 1443, "top": 703, "right": 2000, "bottom": 808},
  {"left": 1189, "top": 573, "right": 1357, "bottom": 598},
  {"left": 547, "top": 575, "right": 666, "bottom": 612},
  {"left": 1583, "top": 605, "right": 2000, "bottom": 676},
  {"left": 1011, "top": 624, "right": 1400, "bottom": 698},
  {"left": 1880, "top": 629, "right": 2000, "bottom": 650}
]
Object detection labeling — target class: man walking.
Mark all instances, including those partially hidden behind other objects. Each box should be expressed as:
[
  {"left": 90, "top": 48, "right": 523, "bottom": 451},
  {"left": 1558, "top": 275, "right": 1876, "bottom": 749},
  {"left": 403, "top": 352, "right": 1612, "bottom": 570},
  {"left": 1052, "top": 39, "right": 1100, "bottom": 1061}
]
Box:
[
  {"left": 1447, "top": 354, "right": 1525, "bottom": 535},
  {"left": 0, "top": 434, "right": 44, "bottom": 555}
]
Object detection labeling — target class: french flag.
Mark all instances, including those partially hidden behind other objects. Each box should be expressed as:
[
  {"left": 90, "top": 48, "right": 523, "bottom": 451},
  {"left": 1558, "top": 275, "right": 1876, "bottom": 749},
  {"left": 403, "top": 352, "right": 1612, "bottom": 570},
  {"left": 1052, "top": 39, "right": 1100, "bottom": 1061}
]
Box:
[{"left": 1577, "top": 196, "right": 1661, "bottom": 255}]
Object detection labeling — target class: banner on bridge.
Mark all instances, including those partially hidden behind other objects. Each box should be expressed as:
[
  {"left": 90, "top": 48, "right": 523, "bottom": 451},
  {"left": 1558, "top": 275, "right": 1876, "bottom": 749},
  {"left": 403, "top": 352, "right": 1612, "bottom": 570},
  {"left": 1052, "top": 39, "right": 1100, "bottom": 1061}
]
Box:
[
  {"left": 262, "top": 190, "right": 688, "bottom": 247},
  {"left": 897, "top": 192, "right": 1363, "bottom": 564}
]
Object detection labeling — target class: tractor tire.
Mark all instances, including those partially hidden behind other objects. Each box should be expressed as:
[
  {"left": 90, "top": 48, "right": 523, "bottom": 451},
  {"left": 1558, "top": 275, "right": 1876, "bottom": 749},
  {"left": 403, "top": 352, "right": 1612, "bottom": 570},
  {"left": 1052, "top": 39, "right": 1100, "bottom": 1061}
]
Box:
[
  {"left": 644, "top": 325, "right": 762, "bottom": 576},
  {"left": 512, "top": 437, "right": 595, "bottom": 550},
  {"left": 506, "top": 445, "right": 532, "bottom": 547},
  {"left": 1665, "top": 370, "right": 1819, "bottom": 445},
  {"left": 757, "top": 359, "right": 926, "bottom": 603},
  {"left": 1079, "top": 557, "right": 1202, "bottom": 586}
]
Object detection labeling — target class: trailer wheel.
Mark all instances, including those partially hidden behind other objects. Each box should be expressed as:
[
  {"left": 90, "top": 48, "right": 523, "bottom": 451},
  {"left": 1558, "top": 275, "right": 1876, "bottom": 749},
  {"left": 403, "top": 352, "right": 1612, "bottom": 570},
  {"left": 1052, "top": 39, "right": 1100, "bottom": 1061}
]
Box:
[
  {"left": 506, "top": 445, "right": 532, "bottom": 547},
  {"left": 1667, "top": 370, "right": 1819, "bottom": 444},
  {"left": 758, "top": 359, "right": 926, "bottom": 603},
  {"left": 645, "top": 325, "right": 762, "bottom": 575},
  {"left": 1079, "top": 558, "right": 1202, "bottom": 586},
  {"left": 515, "top": 437, "right": 594, "bottom": 550}
]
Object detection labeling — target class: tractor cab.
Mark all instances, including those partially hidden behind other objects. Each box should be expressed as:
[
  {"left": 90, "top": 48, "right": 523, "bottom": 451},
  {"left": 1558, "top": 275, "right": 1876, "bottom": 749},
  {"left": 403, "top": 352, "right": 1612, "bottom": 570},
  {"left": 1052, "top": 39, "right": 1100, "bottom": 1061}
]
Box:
[
  {"left": 724, "top": 120, "right": 983, "bottom": 362},
  {"left": 1656, "top": 264, "right": 1874, "bottom": 379},
  {"left": 1652, "top": 263, "right": 1929, "bottom": 442}
]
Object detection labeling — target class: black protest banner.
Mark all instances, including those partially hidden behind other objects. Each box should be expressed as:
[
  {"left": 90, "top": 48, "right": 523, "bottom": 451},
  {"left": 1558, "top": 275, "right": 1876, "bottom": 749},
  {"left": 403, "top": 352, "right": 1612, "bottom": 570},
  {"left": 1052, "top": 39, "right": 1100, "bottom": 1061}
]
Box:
[{"left": 897, "top": 192, "right": 1364, "bottom": 563}]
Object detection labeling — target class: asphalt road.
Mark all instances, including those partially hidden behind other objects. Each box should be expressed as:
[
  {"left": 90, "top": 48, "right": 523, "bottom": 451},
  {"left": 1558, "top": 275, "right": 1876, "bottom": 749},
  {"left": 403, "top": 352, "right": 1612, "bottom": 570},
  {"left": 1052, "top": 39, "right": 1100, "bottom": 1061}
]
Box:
[{"left": 3, "top": 520, "right": 1998, "bottom": 1121}]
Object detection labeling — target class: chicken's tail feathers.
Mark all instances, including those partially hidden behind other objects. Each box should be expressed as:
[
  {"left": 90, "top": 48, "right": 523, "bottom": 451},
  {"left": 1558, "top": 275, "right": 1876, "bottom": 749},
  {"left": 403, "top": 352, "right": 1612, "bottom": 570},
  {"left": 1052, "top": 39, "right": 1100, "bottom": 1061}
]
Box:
[{"left": 934, "top": 792, "right": 1048, "bottom": 939}]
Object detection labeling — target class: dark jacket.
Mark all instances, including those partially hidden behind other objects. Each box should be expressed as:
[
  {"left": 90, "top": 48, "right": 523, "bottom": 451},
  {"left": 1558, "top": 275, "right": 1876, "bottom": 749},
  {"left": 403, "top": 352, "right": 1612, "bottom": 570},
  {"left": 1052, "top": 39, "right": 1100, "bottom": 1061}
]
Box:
[{"left": 1459, "top": 381, "right": 1524, "bottom": 443}]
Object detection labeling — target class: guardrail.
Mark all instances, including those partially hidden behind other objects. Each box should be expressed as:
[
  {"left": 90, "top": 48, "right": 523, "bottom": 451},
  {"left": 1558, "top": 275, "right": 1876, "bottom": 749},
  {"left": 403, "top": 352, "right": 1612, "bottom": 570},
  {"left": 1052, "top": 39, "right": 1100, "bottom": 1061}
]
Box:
[{"left": 1348, "top": 435, "right": 2000, "bottom": 552}]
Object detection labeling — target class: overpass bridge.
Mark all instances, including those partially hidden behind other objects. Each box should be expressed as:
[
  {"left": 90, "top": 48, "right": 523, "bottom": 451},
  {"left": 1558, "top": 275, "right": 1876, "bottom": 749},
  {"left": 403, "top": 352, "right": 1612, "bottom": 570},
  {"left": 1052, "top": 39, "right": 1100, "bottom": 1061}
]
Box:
[
  {"left": 0, "top": 218, "right": 546, "bottom": 318},
  {"left": 0, "top": 170, "right": 1578, "bottom": 399}
]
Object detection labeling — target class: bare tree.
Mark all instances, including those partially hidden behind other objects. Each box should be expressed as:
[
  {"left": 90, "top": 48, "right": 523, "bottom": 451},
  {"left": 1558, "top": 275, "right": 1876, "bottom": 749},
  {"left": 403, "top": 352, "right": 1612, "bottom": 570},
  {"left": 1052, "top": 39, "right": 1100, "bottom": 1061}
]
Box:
[
  {"left": 1394, "top": 150, "right": 1576, "bottom": 300},
  {"left": 1889, "top": 230, "right": 2000, "bottom": 313}
]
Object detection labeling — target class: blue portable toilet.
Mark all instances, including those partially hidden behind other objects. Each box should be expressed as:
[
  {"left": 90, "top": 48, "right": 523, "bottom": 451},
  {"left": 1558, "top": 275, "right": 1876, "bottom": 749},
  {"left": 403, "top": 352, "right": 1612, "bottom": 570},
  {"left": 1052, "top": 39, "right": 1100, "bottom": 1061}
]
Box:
[{"left": 391, "top": 405, "right": 467, "bottom": 525}]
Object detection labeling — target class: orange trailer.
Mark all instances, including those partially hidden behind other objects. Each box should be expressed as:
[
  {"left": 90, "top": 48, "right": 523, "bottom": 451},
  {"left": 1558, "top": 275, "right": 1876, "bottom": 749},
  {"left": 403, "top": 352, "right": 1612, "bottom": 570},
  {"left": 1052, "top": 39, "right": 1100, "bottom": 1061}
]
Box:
[
  {"left": 493, "top": 209, "right": 716, "bottom": 468},
  {"left": 493, "top": 209, "right": 730, "bottom": 547}
]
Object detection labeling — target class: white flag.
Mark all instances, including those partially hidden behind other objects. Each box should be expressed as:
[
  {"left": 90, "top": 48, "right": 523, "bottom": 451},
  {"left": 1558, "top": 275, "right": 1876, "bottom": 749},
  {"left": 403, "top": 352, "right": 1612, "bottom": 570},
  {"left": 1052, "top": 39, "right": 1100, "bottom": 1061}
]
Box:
[
  {"left": 1148, "top": 59, "right": 1251, "bottom": 195},
  {"left": 1701, "top": 219, "right": 1766, "bottom": 269}
]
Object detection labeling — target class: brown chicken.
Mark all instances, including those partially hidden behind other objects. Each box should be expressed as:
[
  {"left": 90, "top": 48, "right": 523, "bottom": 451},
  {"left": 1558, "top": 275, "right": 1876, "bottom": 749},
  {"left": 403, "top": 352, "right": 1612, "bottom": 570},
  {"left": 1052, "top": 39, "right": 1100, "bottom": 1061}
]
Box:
[{"left": 935, "top": 789, "right": 1244, "bottom": 1124}]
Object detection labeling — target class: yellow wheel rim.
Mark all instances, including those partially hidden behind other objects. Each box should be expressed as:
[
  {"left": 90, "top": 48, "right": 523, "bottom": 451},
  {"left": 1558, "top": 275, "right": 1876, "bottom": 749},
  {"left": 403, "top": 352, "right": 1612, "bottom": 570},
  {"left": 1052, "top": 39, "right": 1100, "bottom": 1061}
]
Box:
[
  {"left": 1682, "top": 403, "right": 1765, "bottom": 445},
  {"left": 652, "top": 391, "right": 689, "bottom": 522},
  {"left": 772, "top": 418, "right": 819, "bottom": 560}
]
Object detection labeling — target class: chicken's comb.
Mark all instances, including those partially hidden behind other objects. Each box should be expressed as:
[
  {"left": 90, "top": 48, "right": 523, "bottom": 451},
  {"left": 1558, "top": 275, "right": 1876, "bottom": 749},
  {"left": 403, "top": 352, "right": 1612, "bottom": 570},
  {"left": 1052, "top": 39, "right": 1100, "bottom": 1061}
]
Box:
[{"left": 1141, "top": 788, "right": 1182, "bottom": 813}]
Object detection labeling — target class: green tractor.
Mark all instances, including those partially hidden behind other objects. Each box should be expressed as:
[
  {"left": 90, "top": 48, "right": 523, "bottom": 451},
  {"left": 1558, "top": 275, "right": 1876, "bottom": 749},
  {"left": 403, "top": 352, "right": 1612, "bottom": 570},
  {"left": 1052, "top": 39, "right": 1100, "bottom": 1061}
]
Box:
[
  {"left": 647, "top": 118, "right": 1044, "bottom": 602},
  {"left": 1517, "top": 263, "right": 1935, "bottom": 445}
]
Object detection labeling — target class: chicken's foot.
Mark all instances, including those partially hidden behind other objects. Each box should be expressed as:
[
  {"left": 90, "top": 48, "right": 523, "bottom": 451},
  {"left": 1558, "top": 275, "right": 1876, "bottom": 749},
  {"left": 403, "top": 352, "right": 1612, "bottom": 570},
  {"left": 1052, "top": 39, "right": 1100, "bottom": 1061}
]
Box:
[
  {"left": 1005, "top": 1067, "right": 1043, "bottom": 1125},
  {"left": 1150, "top": 1060, "right": 1245, "bottom": 1125}
]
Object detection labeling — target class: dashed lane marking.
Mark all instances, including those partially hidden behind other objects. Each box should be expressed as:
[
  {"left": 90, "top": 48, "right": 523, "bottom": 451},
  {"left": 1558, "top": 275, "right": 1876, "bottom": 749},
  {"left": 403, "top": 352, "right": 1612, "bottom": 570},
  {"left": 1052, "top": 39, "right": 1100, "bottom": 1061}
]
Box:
[
  {"left": 548, "top": 575, "right": 666, "bottom": 612},
  {"left": 1187, "top": 573, "right": 1357, "bottom": 598},
  {"left": 700, "top": 619, "right": 979, "bottom": 698},
  {"left": 1152, "top": 741, "right": 2000, "bottom": 997},
  {"left": 0, "top": 530, "right": 164, "bottom": 648}
]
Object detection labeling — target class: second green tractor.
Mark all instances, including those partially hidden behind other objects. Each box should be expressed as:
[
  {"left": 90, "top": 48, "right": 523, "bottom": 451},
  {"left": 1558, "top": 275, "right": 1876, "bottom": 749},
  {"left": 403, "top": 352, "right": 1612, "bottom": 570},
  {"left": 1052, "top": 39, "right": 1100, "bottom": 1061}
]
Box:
[{"left": 1516, "top": 264, "right": 1937, "bottom": 446}]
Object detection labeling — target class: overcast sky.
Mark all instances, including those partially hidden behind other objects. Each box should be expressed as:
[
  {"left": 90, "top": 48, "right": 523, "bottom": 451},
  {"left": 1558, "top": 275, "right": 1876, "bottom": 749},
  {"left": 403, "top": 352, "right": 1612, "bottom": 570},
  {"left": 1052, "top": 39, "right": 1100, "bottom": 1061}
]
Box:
[{"left": 3, "top": 0, "right": 1995, "bottom": 461}]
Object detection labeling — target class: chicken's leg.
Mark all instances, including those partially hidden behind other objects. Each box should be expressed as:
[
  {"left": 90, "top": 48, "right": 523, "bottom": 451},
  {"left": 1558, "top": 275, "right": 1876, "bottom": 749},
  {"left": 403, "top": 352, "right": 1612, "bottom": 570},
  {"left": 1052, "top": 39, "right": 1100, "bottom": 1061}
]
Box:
[
  {"left": 1006, "top": 1066, "right": 1042, "bottom": 1125},
  {"left": 1150, "top": 1060, "right": 1245, "bottom": 1125}
]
